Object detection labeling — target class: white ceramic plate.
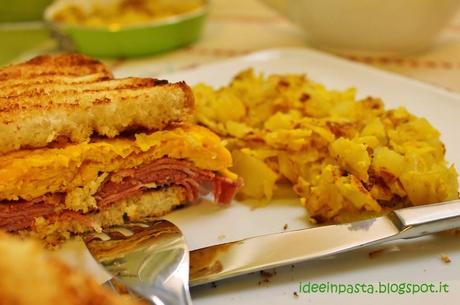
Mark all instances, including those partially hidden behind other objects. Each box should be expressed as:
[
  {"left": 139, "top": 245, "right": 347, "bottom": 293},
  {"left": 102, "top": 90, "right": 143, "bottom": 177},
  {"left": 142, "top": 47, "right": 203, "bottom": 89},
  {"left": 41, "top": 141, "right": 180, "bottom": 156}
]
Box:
[{"left": 112, "top": 48, "right": 460, "bottom": 305}]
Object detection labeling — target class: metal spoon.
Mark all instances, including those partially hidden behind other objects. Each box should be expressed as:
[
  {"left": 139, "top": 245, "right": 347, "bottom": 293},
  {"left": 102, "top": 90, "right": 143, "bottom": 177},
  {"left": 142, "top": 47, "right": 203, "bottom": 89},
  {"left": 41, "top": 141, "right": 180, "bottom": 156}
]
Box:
[{"left": 84, "top": 220, "right": 193, "bottom": 305}]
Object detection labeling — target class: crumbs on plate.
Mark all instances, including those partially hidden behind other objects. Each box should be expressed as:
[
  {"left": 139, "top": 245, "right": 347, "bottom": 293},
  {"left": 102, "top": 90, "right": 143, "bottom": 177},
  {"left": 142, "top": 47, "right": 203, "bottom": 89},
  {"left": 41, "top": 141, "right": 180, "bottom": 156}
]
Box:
[
  {"left": 441, "top": 254, "right": 452, "bottom": 264},
  {"left": 368, "top": 248, "right": 386, "bottom": 259}
]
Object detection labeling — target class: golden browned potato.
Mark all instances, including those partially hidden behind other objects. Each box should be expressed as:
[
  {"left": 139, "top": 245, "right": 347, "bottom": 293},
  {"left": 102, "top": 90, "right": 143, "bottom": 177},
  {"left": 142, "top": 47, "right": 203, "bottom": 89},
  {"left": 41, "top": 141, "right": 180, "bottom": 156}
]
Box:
[{"left": 193, "top": 69, "right": 458, "bottom": 223}]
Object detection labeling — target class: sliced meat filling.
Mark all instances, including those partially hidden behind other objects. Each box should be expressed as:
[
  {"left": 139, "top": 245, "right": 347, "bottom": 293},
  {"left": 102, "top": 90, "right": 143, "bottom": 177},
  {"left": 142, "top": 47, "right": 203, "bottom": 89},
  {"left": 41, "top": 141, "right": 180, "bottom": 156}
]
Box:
[
  {"left": 96, "top": 158, "right": 238, "bottom": 207},
  {"left": 0, "top": 194, "right": 63, "bottom": 231},
  {"left": 0, "top": 158, "right": 241, "bottom": 231}
]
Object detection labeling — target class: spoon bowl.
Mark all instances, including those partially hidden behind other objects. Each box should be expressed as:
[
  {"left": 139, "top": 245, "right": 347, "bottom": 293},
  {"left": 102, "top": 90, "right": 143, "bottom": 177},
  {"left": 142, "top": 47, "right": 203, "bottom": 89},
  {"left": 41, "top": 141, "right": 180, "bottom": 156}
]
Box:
[{"left": 84, "top": 220, "right": 193, "bottom": 305}]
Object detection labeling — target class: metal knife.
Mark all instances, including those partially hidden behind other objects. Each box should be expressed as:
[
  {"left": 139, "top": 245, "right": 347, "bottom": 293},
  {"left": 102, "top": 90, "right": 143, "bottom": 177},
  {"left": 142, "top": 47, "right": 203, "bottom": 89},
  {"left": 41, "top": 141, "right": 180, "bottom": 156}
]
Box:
[{"left": 188, "top": 199, "right": 460, "bottom": 286}]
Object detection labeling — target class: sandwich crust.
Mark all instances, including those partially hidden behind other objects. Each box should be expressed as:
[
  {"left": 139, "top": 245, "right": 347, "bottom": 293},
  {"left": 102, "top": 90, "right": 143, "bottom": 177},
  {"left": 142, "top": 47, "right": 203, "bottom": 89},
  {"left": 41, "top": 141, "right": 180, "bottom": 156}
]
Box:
[
  {"left": 0, "top": 231, "right": 143, "bottom": 305},
  {"left": 0, "top": 54, "right": 194, "bottom": 154}
]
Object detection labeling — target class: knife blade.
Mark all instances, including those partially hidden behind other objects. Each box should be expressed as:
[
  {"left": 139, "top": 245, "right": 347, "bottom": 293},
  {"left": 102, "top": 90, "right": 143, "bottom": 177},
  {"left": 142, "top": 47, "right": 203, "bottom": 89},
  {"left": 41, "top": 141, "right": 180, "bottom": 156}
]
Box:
[{"left": 189, "top": 199, "right": 460, "bottom": 286}]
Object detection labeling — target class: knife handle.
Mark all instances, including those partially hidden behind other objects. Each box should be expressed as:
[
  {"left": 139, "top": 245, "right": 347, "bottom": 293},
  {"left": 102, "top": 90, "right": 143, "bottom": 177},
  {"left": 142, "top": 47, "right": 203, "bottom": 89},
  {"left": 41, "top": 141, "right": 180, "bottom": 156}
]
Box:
[{"left": 390, "top": 199, "right": 460, "bottom": 239}]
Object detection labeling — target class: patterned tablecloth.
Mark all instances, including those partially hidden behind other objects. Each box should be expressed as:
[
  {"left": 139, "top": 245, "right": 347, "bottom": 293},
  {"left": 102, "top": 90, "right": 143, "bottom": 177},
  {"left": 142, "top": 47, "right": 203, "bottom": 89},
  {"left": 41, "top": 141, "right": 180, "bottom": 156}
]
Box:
[
  {"left": 109, "top": 0, "right": 460, "bottom": 94},
  {"left": 5, "top": 0, "right": 460, "bottom": 93}
]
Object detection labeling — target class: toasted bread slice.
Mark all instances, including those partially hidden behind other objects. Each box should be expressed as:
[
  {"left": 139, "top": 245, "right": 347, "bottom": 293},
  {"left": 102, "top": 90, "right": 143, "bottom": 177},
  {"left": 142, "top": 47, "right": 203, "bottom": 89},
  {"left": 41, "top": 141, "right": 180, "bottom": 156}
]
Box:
[
  {"left": 0, "top": 54, "right": 194, "bottom": 154},
  {"left": 0, "top": 231, "right": 143, "bottom": 305}
]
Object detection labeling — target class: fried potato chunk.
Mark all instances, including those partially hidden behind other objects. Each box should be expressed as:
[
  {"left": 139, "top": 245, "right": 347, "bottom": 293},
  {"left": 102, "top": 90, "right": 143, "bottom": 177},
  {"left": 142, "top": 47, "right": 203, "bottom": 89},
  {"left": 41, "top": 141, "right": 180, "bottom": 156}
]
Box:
[{"left": 193, "top": 69, "right": 458, "bottom": 223}]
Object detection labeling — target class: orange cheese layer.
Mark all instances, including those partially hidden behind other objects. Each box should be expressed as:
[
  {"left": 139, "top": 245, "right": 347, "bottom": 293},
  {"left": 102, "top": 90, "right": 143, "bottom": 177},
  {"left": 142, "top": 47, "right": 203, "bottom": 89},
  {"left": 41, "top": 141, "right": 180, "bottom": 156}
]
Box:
[{"left": 0, "top": 124, "right": 232, "bottom": 201}]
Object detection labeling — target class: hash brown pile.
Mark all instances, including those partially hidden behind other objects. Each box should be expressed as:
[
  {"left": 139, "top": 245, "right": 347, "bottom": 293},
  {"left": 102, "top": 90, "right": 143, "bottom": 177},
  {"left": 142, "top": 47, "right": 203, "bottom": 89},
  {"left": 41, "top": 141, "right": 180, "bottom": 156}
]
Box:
[{"left": 193, "top": 69, "right": 458, "bottom": 223}]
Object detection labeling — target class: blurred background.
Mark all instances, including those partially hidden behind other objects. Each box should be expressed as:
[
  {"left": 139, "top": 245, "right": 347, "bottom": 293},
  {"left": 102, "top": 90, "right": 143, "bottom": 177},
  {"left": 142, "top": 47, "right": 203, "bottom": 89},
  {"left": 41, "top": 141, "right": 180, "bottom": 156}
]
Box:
[{"left": 0, "top": 0, "right": 459, "bottom": 92}]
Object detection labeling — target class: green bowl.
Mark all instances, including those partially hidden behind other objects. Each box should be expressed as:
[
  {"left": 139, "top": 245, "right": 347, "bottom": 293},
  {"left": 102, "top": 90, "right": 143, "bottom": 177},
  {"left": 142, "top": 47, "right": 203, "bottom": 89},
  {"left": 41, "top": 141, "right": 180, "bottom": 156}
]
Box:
[{"left": 44, "top": 1, "right": 207, "bottom": 58}]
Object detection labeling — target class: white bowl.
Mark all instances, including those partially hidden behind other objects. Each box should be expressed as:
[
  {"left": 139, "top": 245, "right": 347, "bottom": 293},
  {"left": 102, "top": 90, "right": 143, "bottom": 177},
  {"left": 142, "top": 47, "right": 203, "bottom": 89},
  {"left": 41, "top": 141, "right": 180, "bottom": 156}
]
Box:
[{"left": 263, "top": 0, "right": 460, "bottom": 55}]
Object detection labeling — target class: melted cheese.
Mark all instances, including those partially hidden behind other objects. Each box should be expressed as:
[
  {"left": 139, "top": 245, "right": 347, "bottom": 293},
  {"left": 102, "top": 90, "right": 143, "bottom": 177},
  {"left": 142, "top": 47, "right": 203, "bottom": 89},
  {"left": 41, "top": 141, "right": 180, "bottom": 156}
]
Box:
[{"left": 0, "top": 124, "right": 232, "bottom": 201}]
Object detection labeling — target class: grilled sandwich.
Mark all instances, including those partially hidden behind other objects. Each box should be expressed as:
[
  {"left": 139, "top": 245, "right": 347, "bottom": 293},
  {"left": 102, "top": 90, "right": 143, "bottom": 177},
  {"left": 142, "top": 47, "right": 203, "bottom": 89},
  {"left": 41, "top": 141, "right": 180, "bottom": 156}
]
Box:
[
  {"left": 0, "top": 231, "right": 143, "bottom": 305},
  {"left": 0, "top": 54, "right": 241, "bottom": 244}
]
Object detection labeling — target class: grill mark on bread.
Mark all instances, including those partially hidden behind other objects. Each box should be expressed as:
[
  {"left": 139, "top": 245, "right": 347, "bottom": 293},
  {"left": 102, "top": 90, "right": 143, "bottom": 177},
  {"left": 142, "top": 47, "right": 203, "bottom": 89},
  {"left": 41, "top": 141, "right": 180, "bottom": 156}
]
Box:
[
  {"left": 0, "top": 54, "right": 111, "bottom": 80},
  {"left": 0, "top": 78, "right": 171, "bottom": 99},
  {"left": 25, "top": 53, "right": 102, "bottom": 66},
  {"left": 0, "top": 54, "right": 194, "bottom": 153},
  {"left": 0, "top": 73, "right": 113, "bottom": 91},
  {"left": 0, "top": 73, "right": 112, "bottom": 87},
  {"left": 0, "top": 70, "right": 107, "bottom": 81},
  {"left": 93, "top": 97, "right": 111, "bottom": 105},
  {"left": 0, "top": 82, "right": 184, "bottom": 115}
]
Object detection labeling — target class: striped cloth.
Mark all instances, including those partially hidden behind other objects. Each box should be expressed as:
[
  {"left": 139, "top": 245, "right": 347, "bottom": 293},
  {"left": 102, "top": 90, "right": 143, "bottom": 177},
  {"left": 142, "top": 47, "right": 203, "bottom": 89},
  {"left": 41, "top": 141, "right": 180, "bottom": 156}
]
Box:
[{"left": 111, "top": 0, "right": 460, "bottom": 93}]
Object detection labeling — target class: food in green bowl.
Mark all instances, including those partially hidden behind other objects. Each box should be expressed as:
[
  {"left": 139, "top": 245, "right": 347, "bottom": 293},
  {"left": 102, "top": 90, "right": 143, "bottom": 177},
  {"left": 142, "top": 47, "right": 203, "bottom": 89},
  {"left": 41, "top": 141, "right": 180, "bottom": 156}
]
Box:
[{"left": 45, "top": 0, "right": 207, "bottom": 58}]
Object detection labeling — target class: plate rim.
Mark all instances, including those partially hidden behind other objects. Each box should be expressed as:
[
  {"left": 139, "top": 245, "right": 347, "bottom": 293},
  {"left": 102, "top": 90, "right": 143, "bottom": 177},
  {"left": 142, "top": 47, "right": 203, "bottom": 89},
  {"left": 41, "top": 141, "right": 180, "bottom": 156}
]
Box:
[{"left": 157, "top": 47, "right": 460, "bottom": 101}]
